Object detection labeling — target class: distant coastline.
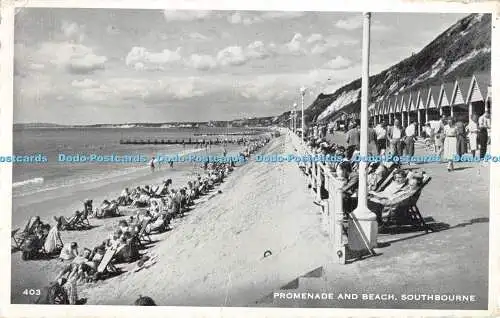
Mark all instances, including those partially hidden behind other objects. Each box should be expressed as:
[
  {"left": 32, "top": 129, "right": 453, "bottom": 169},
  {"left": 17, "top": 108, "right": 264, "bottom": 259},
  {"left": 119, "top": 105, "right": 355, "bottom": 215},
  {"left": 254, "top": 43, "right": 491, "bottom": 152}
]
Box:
[{"left": 13, "top": 116, "right": 279, "bottom": 130}]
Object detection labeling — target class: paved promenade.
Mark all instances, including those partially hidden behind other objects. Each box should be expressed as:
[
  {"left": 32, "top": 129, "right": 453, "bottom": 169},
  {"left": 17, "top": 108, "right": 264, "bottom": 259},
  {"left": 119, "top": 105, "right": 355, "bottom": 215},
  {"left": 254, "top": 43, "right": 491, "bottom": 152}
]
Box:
[{"left": 263, "top": 131, "right": 490, "bottom": 309}]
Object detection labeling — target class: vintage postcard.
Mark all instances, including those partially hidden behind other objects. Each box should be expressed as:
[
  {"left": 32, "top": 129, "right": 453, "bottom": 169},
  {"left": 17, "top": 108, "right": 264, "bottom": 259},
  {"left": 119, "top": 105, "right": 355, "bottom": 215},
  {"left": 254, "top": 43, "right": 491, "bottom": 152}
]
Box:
[{"left": 0, "top": 0, "right": 498, "bottom": 317}]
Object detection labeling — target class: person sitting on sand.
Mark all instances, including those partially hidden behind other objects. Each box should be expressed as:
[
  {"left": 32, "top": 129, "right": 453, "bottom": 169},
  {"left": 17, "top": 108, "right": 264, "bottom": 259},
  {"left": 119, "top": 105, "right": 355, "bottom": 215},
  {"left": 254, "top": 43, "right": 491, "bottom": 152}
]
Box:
[
  {"left": 35, "top": 278, "right": 69, "bottom": 304},
  {"left": 117, "top": 188, "right": 131, "bottom": 206},
  {"left": 134, "top": 296, "right": 157, "bottom": 306},
  {"left": 109, "top": 230, "right": 123, "bottom": 249},
  {"left": 59, "top": 242, "right": 79, "bottom": 261},
  {"left": 147, "top": 213, "right": 170, "bottom": 233},
  {"left": 130, "top": 187, "right": 142, "bottom": 199},
  {"left": 118, "top": 220, "right": 130, "bottom": 234},
  {"left": 157, "top": 179, "right": 172, "bottom": 197},
  {"left": 90, "top": 242, "right": 107, "bottom": 262},
  {"left": 95, "top": 200, "right": 120, "bottom": 218},
  {"left": 44, "top": 216, "right": 64, "bottom": 254},
  {"left": 131, "top": 190, "right": 150, "bottom": 207}
]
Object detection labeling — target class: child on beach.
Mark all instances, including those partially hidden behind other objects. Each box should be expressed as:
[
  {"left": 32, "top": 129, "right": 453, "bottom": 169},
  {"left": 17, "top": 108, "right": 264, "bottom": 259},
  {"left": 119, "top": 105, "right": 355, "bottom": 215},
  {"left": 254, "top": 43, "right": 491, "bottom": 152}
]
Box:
[{"left": 59, "top": 242, "right": 79, "bottom": 261}]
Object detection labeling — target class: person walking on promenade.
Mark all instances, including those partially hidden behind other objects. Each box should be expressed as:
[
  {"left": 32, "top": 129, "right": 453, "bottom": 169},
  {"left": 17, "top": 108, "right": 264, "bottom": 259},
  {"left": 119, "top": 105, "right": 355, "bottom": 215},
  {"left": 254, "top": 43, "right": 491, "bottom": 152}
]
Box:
[
  {"left": 466, "top": 114, "right": 479, "bottom": 158},
  {"left": 375, "top": 121, "right": 388, "bottom": 155},
  {"left": 404, "top": 120, "right": 417, "bottom": 160},
  {"left": 388, "top": 119, "right": 405, "bottom": 157},
  {"left": 345, "top": 122, "right": 360, "bottom": 160},
  {"left": 478, "top": 108, "right": 491, "bottom": 163},
  {"left": 424, "top": 122, "right": 436, "bottom": 153},
  {"left": 368, "top": 122, "right": 377, "bottom": 155},
  {"left": 455, "top": 118, "right": 467, "bottom": 159},
  {"left": 434, "top": 115, "right": 446, "bottom": 158},
  {"left": 149, "top": 157, "right": 155, "bottom": 173},
  {"left": 443, "top": 117, "right": 458, "bottom": 172}
]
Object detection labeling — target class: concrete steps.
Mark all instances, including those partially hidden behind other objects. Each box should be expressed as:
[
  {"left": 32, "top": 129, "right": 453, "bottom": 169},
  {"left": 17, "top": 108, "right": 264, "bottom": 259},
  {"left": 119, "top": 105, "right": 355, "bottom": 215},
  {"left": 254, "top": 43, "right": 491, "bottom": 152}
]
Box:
[{"left": 254, "top": 266, "right": 328, "bottom": 307}]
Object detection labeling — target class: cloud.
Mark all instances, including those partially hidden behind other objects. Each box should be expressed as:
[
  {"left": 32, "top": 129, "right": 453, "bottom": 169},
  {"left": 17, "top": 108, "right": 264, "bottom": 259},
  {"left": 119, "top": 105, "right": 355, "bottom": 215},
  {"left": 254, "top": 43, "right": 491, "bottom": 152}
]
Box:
[
  {"left": 125, "top": 46, "right": 182, "bottom": 70},
  {"left": 324, "top": 56, "right": 352, "bottom": 69},
  {"left": 228, "top": 12, "right": 242, "bottom": 24},
  {"left": 187, "top": 32, "right": 209, "bottom": 41},
  {"left": 335, "top": 16, "right": 363, "bottom": 30},
  {"left": 163, "top": 10, "right": 212, "bottom": 21},
  {"left": 61, "top": 21, "right": 85, "bottom": 42},
  {"left": 37, "top": 42, "right": 107, "bottom": 74},
  {"left": 246, "top": 41, "right": 272, "bottom": 59},
  {"left": 69, "top": 54, "right": 107, "bottom": 74},
  {"left": 29, "top": 63, "right": 45, "bottom": 70},
  {"left": 187, "top": 54, "right": 217, "bottom": 70},
  {"left": 71, "top": 78, "right": 100, "bottom": 88},
  {"left": 106, "top": 25, "right": 120, "bottom": 35},
  {"left": 285, "top": 33, "right": 305, "bottom": 55},
  {"left": 335, "top": 16, "right": 391, "bottom": 31},
  {"left": 307, "top": 33, "right": 324, "bottom": 44},
  {"left": 227, "top": 11, "right": 302, "bottom": 25},
  {"left": 227, "top": 12, "right": 264, "bottom": 25},
  {"left": 260, "top": 12, "right": 305, "bottom": 19},
  {"left": 213, "top": 41, "right": 273, "bottom": 68},
  {"left": 309, "top": 35, "right": 359, "bottom": 55},
  {"left": 216, "top": 46, "right": 247, "bottom": 66}
]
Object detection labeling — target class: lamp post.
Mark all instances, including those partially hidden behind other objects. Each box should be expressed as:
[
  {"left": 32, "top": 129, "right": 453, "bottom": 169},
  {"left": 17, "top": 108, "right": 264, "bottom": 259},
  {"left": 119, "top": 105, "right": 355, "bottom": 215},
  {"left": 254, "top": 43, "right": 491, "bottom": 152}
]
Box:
[
  {"left": 293, "top": 102, "right": 298, "bottom": 134},
  {"left": 300, "top": 86, "right": 306, "bottom": 139},
  {"left": 349, "top": 12, "right": 378, "bottom": 250}
]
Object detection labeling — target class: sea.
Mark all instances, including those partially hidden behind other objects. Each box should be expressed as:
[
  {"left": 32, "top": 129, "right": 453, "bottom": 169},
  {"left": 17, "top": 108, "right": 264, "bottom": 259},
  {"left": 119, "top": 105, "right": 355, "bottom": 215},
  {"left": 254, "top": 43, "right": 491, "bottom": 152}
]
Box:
[{"left": 13, "top": 126, "right": 266, "bottom": 198}]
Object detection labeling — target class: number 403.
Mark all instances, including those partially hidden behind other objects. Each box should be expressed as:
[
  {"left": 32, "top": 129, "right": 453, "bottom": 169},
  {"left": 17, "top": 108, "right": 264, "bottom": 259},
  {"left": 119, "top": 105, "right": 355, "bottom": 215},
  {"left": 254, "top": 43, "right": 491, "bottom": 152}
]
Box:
[{"left": 22, "top": 289, "right": 41, "bottom": 296}]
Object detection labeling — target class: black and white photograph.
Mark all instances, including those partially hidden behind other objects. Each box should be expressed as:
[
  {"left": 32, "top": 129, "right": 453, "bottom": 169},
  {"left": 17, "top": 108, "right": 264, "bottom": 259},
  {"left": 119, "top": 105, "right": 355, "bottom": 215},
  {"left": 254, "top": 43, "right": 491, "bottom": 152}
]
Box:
[{"left": 3, "top": 1, "right": 497, "bottom": 314}]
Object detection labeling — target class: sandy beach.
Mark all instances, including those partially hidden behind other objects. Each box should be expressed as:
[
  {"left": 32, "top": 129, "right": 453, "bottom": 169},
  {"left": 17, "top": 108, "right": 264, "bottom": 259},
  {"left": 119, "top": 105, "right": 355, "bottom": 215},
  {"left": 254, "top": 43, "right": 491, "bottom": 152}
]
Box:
[
  {"left": 11, "top": 142, "right": 247, "bottom": 304},
  {"left": 11, "top": 133, "right": 335, "bottom": 306}
]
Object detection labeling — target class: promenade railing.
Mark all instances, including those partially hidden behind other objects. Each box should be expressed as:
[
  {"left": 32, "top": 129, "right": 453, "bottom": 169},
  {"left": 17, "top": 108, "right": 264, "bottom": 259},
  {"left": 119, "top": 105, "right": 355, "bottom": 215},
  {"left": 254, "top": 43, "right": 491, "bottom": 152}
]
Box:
[{"left": 287, "top": 129, "right": 347, "bottom": 264}]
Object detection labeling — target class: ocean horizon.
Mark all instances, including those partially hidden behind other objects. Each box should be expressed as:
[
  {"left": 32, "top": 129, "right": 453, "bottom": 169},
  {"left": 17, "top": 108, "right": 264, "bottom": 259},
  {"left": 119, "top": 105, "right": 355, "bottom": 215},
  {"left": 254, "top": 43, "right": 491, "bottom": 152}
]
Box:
[{"left": 12, "top": 127, "right": 266, "bottom": 197}]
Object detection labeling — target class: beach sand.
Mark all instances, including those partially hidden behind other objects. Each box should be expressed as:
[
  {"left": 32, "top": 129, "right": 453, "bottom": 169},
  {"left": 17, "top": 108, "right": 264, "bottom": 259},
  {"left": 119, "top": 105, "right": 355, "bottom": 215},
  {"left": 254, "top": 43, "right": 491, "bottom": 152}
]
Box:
[
  {"left": 10, "top": 143, "right": 250, "bottom": 304},
  {"left": 11, "top": 133, "right": 333, "bottom": 306}
]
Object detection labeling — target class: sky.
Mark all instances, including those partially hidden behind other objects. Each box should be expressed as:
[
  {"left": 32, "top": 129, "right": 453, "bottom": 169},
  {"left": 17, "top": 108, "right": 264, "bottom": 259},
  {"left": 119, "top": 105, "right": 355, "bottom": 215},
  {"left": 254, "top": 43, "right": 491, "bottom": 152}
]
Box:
[{"left": 13, "top": 9, "right": 468, "bottom": 124}]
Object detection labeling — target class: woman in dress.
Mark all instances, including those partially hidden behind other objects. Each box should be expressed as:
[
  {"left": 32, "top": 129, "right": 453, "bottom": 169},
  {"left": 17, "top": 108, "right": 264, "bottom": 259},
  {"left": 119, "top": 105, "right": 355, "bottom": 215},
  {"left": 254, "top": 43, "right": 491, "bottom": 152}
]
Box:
[
  {"left": 466, "top": 114, "right": 479, "bottom": 158},
  {"left": 443, "top": 117, "right": 458, "bottom": 172}
]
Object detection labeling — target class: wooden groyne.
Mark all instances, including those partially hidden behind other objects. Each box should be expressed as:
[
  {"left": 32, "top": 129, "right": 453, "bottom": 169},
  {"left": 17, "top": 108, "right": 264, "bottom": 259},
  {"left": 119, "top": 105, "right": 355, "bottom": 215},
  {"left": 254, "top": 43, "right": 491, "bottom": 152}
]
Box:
[
  {"left": 192, "top": 132, "right": 261, "bottom": 136},
  {"left": 119, "top": 138, "right": 262, "bottom": 145}
]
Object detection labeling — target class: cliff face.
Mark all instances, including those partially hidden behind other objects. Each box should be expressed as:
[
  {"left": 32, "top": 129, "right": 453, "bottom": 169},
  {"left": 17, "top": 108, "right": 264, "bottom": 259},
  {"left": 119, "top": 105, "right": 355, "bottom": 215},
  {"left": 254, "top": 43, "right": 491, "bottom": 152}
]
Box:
[{"left": 278, "top": 13, "right": 491, "bottom": 124}]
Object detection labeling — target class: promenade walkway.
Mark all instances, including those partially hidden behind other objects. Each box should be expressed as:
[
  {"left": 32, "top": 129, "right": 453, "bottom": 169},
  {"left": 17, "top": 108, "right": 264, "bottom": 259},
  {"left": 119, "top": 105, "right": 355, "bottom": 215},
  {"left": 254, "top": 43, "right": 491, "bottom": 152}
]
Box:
[{"left": 257, "top": 131, "right": 489, "bottom": 310}]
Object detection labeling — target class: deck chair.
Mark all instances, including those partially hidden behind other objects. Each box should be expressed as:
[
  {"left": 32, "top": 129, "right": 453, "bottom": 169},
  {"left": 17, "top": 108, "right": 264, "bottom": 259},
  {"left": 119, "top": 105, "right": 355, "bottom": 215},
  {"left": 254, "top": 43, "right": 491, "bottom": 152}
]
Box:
[
  {"left": 59, "top": 213, "right": 83, "bottom": 231},
  {"left": 97, "top": 246, "right": 119, "bottom": 275},
  {"left": 12, "top": 228, "right": 22, "bottom": 250},
  {"left": 12, "top": 217, "right": 42, "bottom": 250},
  {"left": 136, "top": 218, "right": 152, "bottom": 246},
  {"left": 379, "top": 176, "right": 433, "bottom": 233},
  {"left": 75, "top": 210, "right": 91, "bottom": 228},
  {"left": 371, "top": 164, "right": 399, "bottom": 192}
]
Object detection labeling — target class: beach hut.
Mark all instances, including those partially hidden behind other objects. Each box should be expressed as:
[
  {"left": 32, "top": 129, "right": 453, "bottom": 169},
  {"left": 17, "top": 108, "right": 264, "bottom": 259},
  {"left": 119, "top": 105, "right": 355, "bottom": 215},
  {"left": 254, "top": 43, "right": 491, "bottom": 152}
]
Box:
[
  {"left": 394, "top": 94, "right": 403, "bottom": 122},
  {"left": 417, "top": 87, "right": 430, "bottom": 134},
  {"left": 408, "top": 91, "right": 418, "bottom": 128},
  {"left": 466, "top": 71, "right": 491, "bottom": 118},
  {"left": 401, "top": 92, "right": 411, "bottom": 127},
  {"left": 438, "top": 81, "right": 454, "bottom": 117},
  {"left": 451, "top": 76, "right": 472, "bottom": 122},
  {"left": 389, "top": 96, "right": 397, "bottom": 124},
  {"left": 382, "top": 99, "right": 389, "bottom": 124},
  {"left": 427, "top": 85, "right": 441, "bottom": 121}
]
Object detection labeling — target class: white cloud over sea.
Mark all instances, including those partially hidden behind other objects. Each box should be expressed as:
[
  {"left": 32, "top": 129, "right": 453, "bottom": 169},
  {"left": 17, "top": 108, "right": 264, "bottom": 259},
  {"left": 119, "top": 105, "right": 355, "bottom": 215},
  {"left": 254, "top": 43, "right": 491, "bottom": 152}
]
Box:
[{"left": 14, "top": 9, "right": 467, "bottom": 124}]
